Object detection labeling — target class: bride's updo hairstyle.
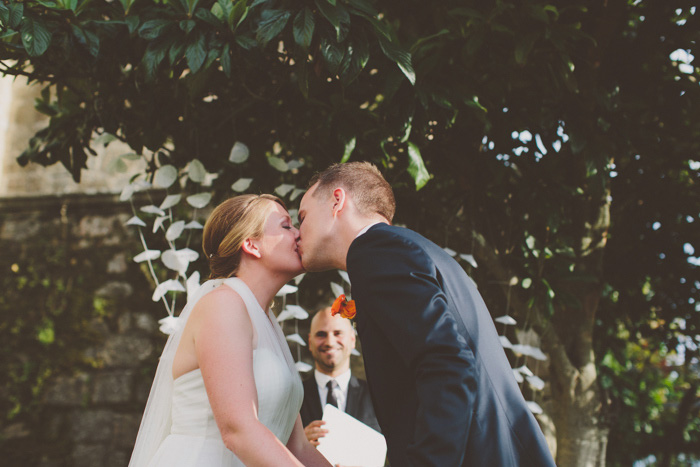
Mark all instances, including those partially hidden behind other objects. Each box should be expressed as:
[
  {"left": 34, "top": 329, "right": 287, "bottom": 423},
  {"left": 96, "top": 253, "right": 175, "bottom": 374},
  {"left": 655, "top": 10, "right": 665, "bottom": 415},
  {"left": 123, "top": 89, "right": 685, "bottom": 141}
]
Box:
[{"left": 203, "top": 194, "right": 286, "bottom": 279}]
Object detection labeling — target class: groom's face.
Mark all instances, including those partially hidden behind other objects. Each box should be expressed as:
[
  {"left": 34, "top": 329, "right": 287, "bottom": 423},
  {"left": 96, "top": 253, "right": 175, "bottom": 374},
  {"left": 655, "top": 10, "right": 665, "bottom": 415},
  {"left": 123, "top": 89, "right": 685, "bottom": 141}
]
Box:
[{"left": 297, "top": 183, "right": 336, "bottom": 271}]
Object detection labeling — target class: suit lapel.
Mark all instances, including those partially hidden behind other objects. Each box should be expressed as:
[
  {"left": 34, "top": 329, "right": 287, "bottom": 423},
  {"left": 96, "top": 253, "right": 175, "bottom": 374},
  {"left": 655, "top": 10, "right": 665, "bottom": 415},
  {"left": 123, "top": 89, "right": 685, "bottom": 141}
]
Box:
[
  {"left": 304, "top": 376, "right": 324, "bottom": 421},
  {"left": 345, "top": 375, "right": 362, "bottom": 418}
]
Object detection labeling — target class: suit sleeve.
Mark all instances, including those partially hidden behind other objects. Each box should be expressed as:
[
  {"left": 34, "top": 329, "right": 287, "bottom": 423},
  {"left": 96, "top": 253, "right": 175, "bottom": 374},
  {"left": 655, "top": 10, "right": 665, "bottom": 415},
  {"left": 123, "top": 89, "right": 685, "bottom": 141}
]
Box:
[{"left": 348, "top": 230, "right": 477, "bottom": 466}]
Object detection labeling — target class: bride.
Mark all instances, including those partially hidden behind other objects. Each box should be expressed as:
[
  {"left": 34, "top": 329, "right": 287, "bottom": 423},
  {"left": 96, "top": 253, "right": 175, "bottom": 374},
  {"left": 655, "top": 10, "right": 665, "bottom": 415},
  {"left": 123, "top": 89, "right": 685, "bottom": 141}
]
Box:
[{"left": 129, "top": 194, "right": 332, "bottom": 466}]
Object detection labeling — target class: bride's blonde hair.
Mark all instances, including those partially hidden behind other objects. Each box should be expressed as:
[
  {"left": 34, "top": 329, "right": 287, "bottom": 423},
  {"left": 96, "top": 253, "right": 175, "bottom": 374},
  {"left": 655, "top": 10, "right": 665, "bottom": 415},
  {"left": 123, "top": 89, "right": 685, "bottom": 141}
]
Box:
[{"left": 203, "top": 194, "right": 286, "bottom": 279}]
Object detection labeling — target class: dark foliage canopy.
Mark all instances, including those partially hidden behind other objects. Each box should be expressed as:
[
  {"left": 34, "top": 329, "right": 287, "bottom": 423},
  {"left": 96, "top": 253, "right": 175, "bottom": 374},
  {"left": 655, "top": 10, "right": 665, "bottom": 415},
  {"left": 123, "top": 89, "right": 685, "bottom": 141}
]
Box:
[{"left": 2, "top": 0, "right": 699, "bottom": 463}]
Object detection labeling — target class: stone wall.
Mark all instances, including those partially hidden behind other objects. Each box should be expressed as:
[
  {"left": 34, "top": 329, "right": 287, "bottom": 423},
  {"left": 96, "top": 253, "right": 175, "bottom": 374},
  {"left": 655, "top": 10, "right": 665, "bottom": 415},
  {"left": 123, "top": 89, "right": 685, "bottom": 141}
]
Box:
[
  {"left": 0, "top": 74, "right": 145, "bottom": 198},
  {"left": 0, "top": 193, "right": 164, "bottom": 466}
]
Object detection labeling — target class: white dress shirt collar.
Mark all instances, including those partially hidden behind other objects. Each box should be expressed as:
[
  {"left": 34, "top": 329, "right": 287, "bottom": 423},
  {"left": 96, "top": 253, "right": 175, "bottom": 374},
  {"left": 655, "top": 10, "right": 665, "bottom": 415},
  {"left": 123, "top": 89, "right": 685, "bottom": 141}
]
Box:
[
  {"left": 355, "top": 222, "right": 384, "bottom": 239},
  {"left": 315, "top": 369, "right": 352, "bottom": 413}
]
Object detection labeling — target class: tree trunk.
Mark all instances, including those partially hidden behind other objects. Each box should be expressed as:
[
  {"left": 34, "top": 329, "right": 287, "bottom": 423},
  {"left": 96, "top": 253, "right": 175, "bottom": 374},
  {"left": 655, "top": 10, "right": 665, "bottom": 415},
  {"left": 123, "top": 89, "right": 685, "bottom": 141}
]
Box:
[{"left": 550, "top": 357, "right": 609, "bottom": 466}]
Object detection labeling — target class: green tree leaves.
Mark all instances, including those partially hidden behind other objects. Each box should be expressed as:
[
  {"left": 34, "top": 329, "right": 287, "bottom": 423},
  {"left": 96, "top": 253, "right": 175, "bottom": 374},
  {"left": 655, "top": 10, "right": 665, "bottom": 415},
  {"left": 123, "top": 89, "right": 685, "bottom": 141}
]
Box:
[
  {"left": 20, "top": 17, "right": 50, "bottom": 56},
  {"left": 256, "top": 9, "right": 290, "bottom": 45},
  {"left": 293, "top": 7, "right": 315, "bottom": 49},
  {"left": 407, "top": 142, "right": 430, "bottom": 190},
  {"left": 185, "top": 32, "right": 207, "bottom": 73}
]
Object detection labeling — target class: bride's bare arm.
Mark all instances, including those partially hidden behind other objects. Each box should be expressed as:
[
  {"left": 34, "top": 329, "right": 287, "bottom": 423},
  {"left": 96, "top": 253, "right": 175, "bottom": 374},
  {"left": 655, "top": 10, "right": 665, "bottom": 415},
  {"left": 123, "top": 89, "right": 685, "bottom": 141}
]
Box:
[
  {"left": 286, "top": 415, "right": 334, "bottom": 466},
  {"left": 192, "top": 288, "right": 304, "bottom": 466}
]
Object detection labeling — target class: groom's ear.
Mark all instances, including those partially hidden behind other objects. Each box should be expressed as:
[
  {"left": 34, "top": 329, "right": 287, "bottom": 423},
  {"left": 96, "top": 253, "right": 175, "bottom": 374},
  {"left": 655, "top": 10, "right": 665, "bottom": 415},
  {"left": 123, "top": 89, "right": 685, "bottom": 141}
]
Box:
[
  {"left": 241, "top": 238, "right": 262, "bottom": 258},
  {"left": 332, "top": 188, "right": 347, "bottom": 218}
]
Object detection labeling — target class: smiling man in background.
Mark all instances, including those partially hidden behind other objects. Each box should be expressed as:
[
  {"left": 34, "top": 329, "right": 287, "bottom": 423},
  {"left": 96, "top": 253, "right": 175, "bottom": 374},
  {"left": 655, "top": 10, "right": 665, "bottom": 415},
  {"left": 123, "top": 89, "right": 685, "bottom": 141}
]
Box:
[{"left": 300, "top": 306, "right": 380, "bottom": 446}]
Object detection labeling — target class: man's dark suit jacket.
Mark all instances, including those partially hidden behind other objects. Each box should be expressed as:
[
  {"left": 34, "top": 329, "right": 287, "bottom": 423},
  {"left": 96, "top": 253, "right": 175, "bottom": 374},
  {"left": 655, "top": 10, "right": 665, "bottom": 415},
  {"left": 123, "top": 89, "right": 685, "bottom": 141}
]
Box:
[
  {"left": 300, "top": 373, "right": 381, "bottom": 433},
  {"left": 347, "top": 223, "right": 555, "bottom": 467}
]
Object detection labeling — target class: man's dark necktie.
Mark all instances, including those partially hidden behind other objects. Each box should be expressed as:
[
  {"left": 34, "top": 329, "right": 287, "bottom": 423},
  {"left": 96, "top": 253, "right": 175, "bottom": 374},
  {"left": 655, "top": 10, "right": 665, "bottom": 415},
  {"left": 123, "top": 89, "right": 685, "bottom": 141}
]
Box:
[{"left": 326, "top": 379, "right": 339, "bottom": 407}]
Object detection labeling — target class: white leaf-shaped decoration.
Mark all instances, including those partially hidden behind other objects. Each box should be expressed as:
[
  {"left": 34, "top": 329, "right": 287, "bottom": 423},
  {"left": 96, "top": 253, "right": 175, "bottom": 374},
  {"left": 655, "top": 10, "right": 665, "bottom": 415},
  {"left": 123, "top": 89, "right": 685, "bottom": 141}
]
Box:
[
  {"left": 290, "top": 188, "right": 305, "bottom": 201},
  {"left": 119, "top": 179, "right": 150, "bottom": 202},
  {"left": 202, "top": 172, "right": 219, "bottom": 187},
  {"left": 160, "top": 194, "right": 182, "bottom": 210},
  {"left": 285, "top": 305, "right": 309, "bottom": 320},
  {"left": 526, "top": 346, "right": 548, "bottom": 361},
  {"left": 295, "top": 361, "right": 313, "bottom": 373},
  {"left": 158, "top": 316, "right": 182, "bottom": 335},
  {"left": 495, "top": 315, "right": 517, "bottom": 326},
  {"left": 231, "top": 178, "right": 253, "bottom": 192},
  {"left": 152, "top": 279, "right": 186, "bottom": 302},
  {"left": 293, "top": 273, "right": 306, "bottom": 285},
  {"left": 188, "top": 159, "right": 206, "bottom": 183},
  {"left": 186, "top": 271, "right": 201, "bottom": 301},
  {"left": 337, "top": 270, "right": 351, "bottom": 285},
  {"left": 165, "top": 221, "right": 186, "bottom": 241},
  {"left": 141, "top": 205, "right": 166, "bottom": 216},
  {"left": 186, "top": 193, "right": 212, "bottom": 209},
  {"left": 133, "top": 250, "right": 161, "bottom": 263},
  {"left": 288, "top": 209, "right": 298, "bottom": 224},
  {"left": 499, "top": 335, "right": 514, "bottom": 349},
  {"left": 512, "top": 344, "right": 548, "bottom": 361},
  {"left": 153, "top": 216, "right": 168, "bottom": 234},
  {"left": 276, "top": 284, "right": 298, "bottom": 296},
  {"left": 276, "top": 305, "right": 308, "bottom": 322},
  {"left": 274, "top": 184, "right": 295, "bottom": 197},
  {"left": 285, "top": 333, "right": 307, "bottom": 346},
  {"left": 185, "top": 221, "right": 204, "bottom": 230},
  {"left": 126, "top": 216, "right": 147, "bottom": 227},
  {"left": 154, "top": 165, "right": 178, "bottom": 188},
  {"left": 330, "top": 282, "right": 345, "bottom": 298},
  {"left": 351, "top": 349, "right": 361, "bottom": 356},
  {"left": 268, "top": 156, "right": 288, "bottom": 172},
  {"left": 443, "top": 247, "right": 457, "bottom": 257},
  {"left": 119, "top": 184, "right": 136, "bottom": 202},
  {"left": 177, "top": 248, "right": 200, "bottom": 262},
  {"left": 526, "top": 375, "right": 546, "bottom": 391},
  {"left": 514, "top": 365, "right": 534, "bottom": 377},
  {"left": 526, "top": 401, "right": 544, "bottom": 414},
  {"left": 459, "top": 254, "right": 478, "bottom": 268},
  {"left": 229, "top": 142, "right": 250, "bottom": 163},
  {"left": 161, "top": 249, "right": 188, "bottom": 275},
  {"left": 512, "top": 369, "right": 524, "bottom": 383},
  {"left": 287, "top": 159, "right": 305, "bottom": 170},
  {"left": 276, "top": 309, "right": 297, "bottom": 322},
  {"left": 161, "top": 248, "right": 199, "bottom": 275}
]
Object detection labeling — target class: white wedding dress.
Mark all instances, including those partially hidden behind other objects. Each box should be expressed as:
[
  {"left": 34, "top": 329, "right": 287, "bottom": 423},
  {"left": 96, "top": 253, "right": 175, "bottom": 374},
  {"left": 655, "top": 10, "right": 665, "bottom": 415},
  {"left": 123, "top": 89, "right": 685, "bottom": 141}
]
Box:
[{"left": 129, "top": 277, "right": 303, "bottom": 467}]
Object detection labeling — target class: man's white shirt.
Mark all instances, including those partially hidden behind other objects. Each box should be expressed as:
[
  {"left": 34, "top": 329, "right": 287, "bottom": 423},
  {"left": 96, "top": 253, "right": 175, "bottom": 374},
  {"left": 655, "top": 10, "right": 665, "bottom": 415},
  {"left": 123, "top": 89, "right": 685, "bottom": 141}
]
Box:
[
  {"left": 315, "top": 369, "right": 351, "bottom": 413},
  {"left": 355, "top": 222, "right": 383, "bottom": 239}
]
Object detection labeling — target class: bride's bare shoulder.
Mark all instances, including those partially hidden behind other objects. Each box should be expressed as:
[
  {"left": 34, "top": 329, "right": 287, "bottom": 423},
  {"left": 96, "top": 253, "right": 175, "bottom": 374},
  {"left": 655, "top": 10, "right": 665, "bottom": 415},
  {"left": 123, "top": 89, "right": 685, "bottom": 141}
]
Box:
[{"left": 189, "top": 285, "right": 250, "bottom": 326}]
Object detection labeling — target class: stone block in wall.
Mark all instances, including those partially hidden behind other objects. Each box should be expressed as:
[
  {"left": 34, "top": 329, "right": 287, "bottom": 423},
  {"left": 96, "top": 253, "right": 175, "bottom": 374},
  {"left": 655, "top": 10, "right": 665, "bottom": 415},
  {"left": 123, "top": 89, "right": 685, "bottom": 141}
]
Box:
[
  {"left": 118, "top": 313, "right": 132, "bottom": 333},
  {"left": 107, "top": 252, "right": 128, "bottom": 274},
  {"left": 97, "top": 335, "right": 154, "bottom": 367},
  {"left": 105, "top": 450, "right": 130, "bottom": 467},
  {"left": 0, "top": 213, "right": 46, "bottom": 240},
  {"left": 44, "top": 373, "right": 89, "bottom": 407},
  {"left": 134, "top": 313, "right": 157, "bottom": 334},
  {"left": 92, "top": 371, "right": 134, "bottom": 404},
  {"left": 70, "top": 410, "right": 114, "bottom": 443},
  {"left": 72, "top": 443, "right": 107, "bottom": 467},
  {"left": 135, "top": 375, "right": 155, "bottom": 404},
  {"left": 37, "top": 459, "right": 63, "bottom": 467},
  {"left": 44, "top": 413, "right": 66, "bottom": 441},
  {"left": 95, "top": 281, "right": 134, "bottom": 300},
  {"left": 113, "top": 413, "right": 141, "bottom": 450},
  {"left": 119, "top": 312, "right": 159, "bottom": 334}
]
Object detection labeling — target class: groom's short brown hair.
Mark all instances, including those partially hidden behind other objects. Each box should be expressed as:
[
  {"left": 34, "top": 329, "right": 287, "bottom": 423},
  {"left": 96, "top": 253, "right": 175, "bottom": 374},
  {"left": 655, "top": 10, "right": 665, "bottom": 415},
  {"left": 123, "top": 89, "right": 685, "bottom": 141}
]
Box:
[{"left": 309, "top": 162, "right": 396, "bottom": 223}]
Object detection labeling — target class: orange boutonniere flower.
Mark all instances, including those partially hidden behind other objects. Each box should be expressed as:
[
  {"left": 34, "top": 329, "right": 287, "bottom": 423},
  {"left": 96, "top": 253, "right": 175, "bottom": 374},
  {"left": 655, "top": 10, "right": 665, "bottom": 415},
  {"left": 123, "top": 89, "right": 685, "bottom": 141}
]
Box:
[{"left": 331, "top": 294, "right": 356, "bottom": 319}]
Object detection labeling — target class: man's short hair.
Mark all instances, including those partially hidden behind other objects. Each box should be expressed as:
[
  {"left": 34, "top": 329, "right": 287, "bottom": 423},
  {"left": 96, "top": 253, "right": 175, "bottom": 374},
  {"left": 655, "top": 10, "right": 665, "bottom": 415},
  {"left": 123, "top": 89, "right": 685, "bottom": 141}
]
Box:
[{"left": 309, "top": 162, "right": 396, "bottom": 222}]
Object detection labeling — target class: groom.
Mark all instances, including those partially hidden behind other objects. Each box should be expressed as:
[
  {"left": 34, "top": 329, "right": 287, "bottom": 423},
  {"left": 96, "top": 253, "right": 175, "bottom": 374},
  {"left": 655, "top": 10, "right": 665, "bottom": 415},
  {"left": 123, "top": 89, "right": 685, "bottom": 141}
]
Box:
[{"left": 297, "top": 162, "right": 555, "bottom": 466}]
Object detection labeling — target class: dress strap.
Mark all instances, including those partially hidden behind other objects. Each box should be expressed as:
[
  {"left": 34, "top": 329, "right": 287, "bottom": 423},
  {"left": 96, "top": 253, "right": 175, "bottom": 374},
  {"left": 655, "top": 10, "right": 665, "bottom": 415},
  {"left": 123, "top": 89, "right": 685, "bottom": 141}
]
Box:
[{"left": 222, "top": 277, "right": 270, "bottom": 329}]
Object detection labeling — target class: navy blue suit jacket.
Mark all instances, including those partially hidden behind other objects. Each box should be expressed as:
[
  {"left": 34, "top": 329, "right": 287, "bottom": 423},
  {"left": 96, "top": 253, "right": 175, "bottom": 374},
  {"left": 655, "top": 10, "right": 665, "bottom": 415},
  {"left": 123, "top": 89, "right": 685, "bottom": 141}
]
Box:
[{"left": 347, "top": 224, "right": 555, "bottom": 467}]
